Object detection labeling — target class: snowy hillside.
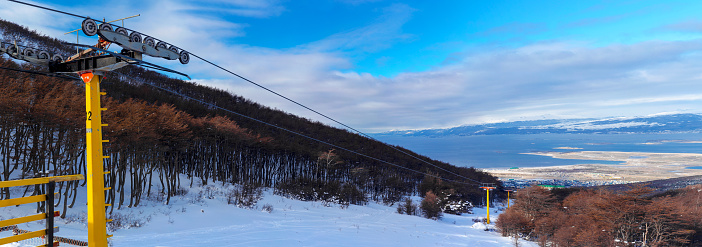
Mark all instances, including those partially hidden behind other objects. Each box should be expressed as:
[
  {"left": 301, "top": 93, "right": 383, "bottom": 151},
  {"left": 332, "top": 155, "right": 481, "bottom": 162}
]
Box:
[
  {"left": 0, "top": 179, "right": 534, "bottom": 247},
  {"left": 378, "top": 113, "right": 702, "bottom": 137}
]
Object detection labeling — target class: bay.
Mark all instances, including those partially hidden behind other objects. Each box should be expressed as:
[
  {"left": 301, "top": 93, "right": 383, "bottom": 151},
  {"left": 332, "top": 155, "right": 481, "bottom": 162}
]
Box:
[{"left": 373, "top": 133, "right": 702, "bottom": 169}]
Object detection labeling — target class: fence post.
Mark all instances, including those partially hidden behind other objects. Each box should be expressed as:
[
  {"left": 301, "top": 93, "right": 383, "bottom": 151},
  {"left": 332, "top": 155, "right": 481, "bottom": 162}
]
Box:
[{"left": 45, "top": 181, "right": 55, "bottom": 246}]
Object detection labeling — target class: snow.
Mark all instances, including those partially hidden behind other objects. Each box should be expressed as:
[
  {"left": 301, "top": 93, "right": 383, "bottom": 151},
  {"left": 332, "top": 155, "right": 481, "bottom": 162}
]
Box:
[
  {"left": 1, "top": 181, "right": 535, "bottom": 247},
  {"left": 471, "top": 222, "right": 488, "bottom": 231},
  {"left": 524, "top": 120, "right": 663, "bottom": 131}
]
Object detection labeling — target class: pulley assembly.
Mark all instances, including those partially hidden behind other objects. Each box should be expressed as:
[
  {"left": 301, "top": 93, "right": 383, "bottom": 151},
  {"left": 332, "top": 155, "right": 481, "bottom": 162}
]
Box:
[
  {"left": 81, "top": 18, "right": 190, "bottom": 64},
  {"left": 0, "top": 17, "right": 190, "bottom": 79}
]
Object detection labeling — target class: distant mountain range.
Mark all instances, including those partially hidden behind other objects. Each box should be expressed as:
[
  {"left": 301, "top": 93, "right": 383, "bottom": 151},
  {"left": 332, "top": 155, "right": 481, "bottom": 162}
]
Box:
[{"left": 379, "top": 114, "right": 702, "bottom": 137}]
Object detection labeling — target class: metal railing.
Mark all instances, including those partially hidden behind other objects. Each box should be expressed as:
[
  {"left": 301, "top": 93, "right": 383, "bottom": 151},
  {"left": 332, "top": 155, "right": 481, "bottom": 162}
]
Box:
[{"left": 0, "top": 174, "right": 84, "bottom": 247}]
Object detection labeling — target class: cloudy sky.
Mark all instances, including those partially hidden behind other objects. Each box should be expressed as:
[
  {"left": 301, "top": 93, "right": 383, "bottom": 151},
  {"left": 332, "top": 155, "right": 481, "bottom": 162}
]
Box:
[{"left": 3, "top": 0, "right": 702, "bottom": 132}]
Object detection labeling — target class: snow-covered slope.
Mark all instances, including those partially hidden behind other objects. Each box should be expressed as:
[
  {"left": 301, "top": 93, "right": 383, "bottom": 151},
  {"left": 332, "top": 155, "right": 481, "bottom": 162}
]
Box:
[{"left": 0, "top": 180, "right": 534, "bottom": 247}]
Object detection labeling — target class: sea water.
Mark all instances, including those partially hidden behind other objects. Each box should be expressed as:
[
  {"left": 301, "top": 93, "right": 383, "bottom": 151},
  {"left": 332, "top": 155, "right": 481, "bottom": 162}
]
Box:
[{"left": 373, "top": 133, "right": 702, "bottom": 169}]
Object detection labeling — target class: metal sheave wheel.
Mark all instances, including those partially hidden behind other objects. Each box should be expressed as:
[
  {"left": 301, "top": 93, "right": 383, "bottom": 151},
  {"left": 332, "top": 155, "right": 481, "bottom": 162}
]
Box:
[
  {"left": 129, "top": 32, "right": 142, "bottom": 43},
  {"left": 115, "top": 27, "right": 128, "bottom": 36},
  {"left": 23, "top": 48, "right": 35, "bottom": 57},
  {"left": 82, "top": 18, "right": 98, "bottom": 36},
  {"left": 99, "top": 23, "right": 113, "bottom": 32},
  {"left": 8, "top": 45, "right": 18, "bottom": 55},
  {"left": 168, "top": 45, "right": 179, "bottom": 54},
  {"left": 156, "top": 41, "right": 168, "bottom": 50},
  {"left": 179, "top": 50, "right": 190, "bottom": 64},
  {"left": 52, "top": 54, "right": 64, "bottom": 63},
  {"left": 143, "top": 36, "right": 155, "bottom": 47},
  {"left": 38, "top": 50, "right": 50, "bottom": 59}
]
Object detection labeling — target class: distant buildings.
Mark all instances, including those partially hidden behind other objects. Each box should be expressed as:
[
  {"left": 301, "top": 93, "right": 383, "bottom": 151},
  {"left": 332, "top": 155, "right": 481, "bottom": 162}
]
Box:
[{"left": 501, "top": 178, "right": 634, "bottom": 189}]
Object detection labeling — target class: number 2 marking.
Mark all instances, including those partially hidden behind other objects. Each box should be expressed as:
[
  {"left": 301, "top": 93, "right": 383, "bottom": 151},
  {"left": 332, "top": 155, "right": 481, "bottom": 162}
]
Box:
[{"left": 87, "top": 111, "right": 92, "bottom": 121}]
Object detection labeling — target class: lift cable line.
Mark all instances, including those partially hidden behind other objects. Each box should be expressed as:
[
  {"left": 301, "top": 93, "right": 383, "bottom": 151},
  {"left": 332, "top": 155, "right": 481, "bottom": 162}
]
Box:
[
  {"left": 0, "top": 60, "right": 479, "bottom": 187},
  {"left": 104, "top": 72, "right": 478, "bottom": 186},
  {"left": 8, "top": 0, "right": 192, "bottom": 65},
  {"left": 63, "top": 42, "right": 191, "bottom": 79},
  {"left": 6, "top": 0, "right": 488, "bottom": 185},
  {"left": 0, "top": 2, "right": 502, "bottom": 244},
  {"left": 0, "top": 65, "right": 80, "bottom": 80},
  {"left": 2, "top": 1, "right": 197, "bottom": 245},
  {"left": 7, "top": 0, "right": 85, "bottom": 19},
  {"left": 187, "top": 53, "right": 486, "bottom": 185},
  {"left": 8, "top": 0, "right": 490, "bottom": 184}
]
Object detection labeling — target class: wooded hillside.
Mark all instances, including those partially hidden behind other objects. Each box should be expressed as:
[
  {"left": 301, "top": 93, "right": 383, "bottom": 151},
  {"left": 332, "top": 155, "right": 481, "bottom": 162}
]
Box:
[
  {"left": 497, "top": 185, "right": 702, "bottom": 246},
  {"left": 0, "top": 18, "right": 502, "bottom": 215}
]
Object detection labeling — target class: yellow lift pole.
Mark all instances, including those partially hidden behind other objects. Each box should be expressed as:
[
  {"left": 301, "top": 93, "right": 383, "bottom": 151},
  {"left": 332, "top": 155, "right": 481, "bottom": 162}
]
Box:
[
  {"left": 507, "top": 190, "right": 510, "bottom": 208},
  {"left": 480, "top": 184, "right": 496, "bottom": 224},
  {"left": 81, "top": 71, "right": 111, "bottom": 247},
  {"left": 505, "top": 189, "right": 515, "bottom": 208}
]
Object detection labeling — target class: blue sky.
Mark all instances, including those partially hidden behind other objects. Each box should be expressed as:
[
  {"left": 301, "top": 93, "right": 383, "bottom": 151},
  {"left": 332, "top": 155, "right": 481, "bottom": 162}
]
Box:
[
  {"left": 222, "top": 0, "right": 702, "bottom": 76},
  {"left": 4, "top": 0, "right": 702, "bottom": 132}
]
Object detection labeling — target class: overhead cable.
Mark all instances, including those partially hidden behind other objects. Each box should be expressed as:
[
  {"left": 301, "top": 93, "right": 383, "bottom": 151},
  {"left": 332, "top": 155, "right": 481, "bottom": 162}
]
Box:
[
  {"left": 6, "top": 0, "right": 487, "bottom": 185},
  {"left": 133, "top": 78, "right": 478, "bottom": 185}
]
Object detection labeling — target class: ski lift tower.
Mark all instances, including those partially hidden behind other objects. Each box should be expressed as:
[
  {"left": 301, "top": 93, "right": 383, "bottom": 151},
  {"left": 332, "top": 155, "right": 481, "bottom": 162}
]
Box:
[
  {"left": 1, "top": 13, "right": 190, "bottom": 246},
  {"left": 505, "top": 189, "right": 516, "bottom": 208},
  {"left": 480, "top": 183, "right": 496, "bottom": 224}
]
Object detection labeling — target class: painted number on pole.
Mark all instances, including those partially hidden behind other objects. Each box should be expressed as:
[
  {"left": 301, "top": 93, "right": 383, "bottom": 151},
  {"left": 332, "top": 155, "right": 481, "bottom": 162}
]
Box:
[{"left": 87, "top": 111, "right": 92, "bottom": 121}]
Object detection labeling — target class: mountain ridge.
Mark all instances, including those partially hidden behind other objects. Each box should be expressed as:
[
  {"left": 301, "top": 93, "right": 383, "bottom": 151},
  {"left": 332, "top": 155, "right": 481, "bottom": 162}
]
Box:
[{"left": 378, "top": 113, "right": 702, "bottom": 137}]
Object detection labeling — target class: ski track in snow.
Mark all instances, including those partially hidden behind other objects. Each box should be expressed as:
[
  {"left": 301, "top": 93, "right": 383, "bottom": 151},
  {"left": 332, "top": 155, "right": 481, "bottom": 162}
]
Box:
[{"left": 0, "top": 182, "right": 535, "bottom": 247}]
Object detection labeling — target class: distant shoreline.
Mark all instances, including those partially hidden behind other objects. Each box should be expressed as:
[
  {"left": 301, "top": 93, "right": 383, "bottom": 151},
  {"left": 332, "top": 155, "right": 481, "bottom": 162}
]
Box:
[
  {"left": 483, "top": 151, "right": 702, "bottom": 184},
  {"left": 376, "top": 132, "right": 702, "bottom": 170}
]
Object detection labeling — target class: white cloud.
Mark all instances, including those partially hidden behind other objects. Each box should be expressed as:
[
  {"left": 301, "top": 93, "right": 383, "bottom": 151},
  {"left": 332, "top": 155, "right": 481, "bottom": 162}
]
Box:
[
  {"left": 595, "top": 94, "right": 702, "bottom": 106},
  {"left": 303, "top": 3, "right": 415, "bottom": 53},
  {"left": 268, "top": 40, "right": 702, "bottom": 132},
  {"left": 336, "top": 0, "right": 384, "bottom": 6},
  {"left": 6, "top": 1, "right": 702, "bottom": 133},
  {"left": 179, "top": 0, "right": 286, "bottom": 18},
  {"left": 0, "top": 1, "right": 77, "bottom": 40}
]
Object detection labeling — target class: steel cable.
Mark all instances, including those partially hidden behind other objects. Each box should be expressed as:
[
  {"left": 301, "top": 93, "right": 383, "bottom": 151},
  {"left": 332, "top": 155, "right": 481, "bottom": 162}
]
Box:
[{"left": 5, "top": 0, "right": 488, "bottom": 185}]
